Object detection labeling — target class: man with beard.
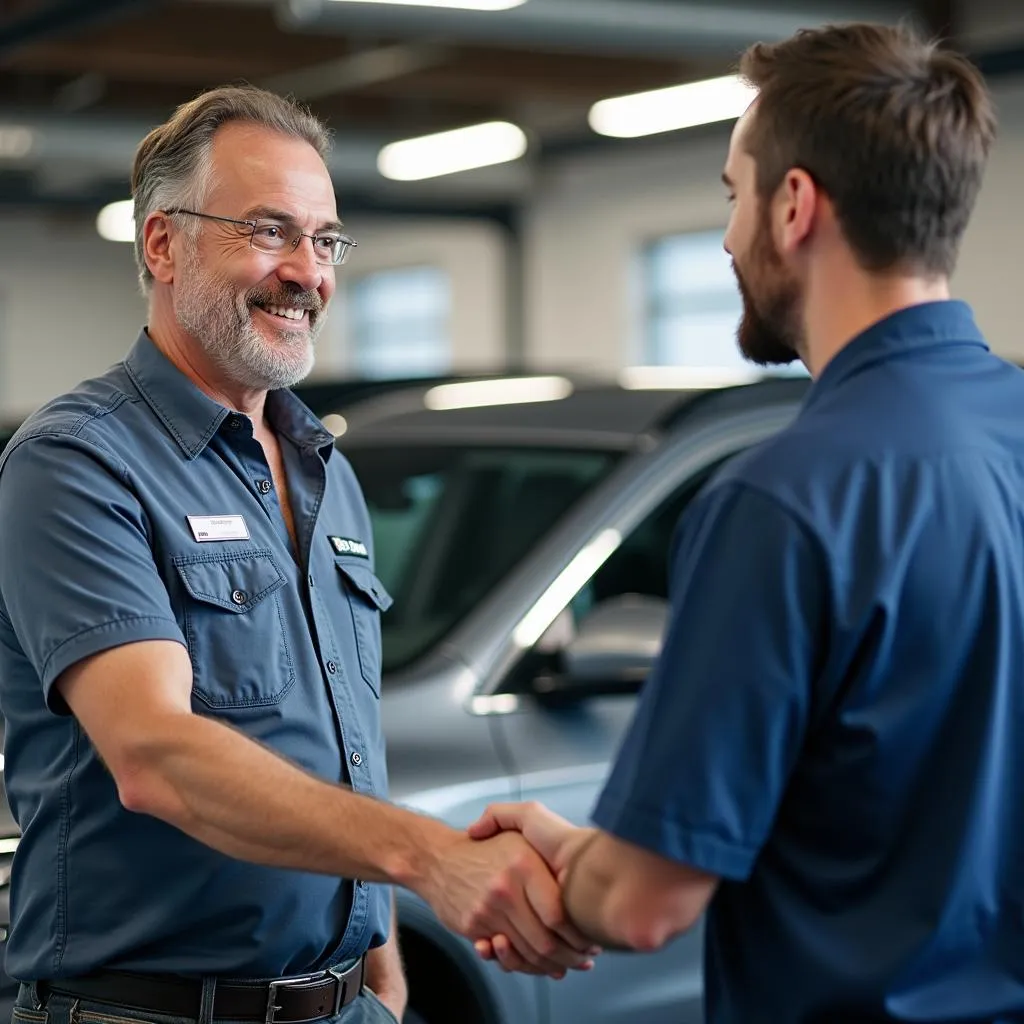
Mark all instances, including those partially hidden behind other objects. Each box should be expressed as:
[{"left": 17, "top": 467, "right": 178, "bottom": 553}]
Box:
[
  {"left": 0, "top": 86, "right": 594, "bottom": 1024},
  {"left": 468, "top": 21, "right": 1024, "bottom": 1024}
]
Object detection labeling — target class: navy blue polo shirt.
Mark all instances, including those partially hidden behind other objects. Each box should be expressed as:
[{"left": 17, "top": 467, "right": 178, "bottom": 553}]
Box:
[
  {"left": 0, "top": 331, "right": 392, "bottom": 981},
  {"left": 594, "top": 301, "right": 1024, "bottom": 1022}
]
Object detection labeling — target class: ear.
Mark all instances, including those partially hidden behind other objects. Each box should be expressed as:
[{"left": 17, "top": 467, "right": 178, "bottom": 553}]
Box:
[
  {"left": 142, "top": 210, "right": 177, "bottom": 285},
  {"left": 773, "top": 168, "right": 818, "bottom": 255}
]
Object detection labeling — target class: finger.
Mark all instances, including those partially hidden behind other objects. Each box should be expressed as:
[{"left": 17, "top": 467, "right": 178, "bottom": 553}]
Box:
[
  {"left": 504, "top": 882, "right": 591, "bottom": 973},
  {"left": 474, "top": 938, "right": 496, "bottom": 960},
  {"left": 467, "top": 803, "right": 528, "bottom": 840},
  {"left": 521, "top": 865, "right": 597, "bottom": 959},
  {"left": 493, "top": 932, "right": 563, "bottom": 978},
  {"left": 498, "top": 913, "right": 573, "bottom": 976},
  {"left": 466, "top": 813, "right": 501, "bottom": 841}
]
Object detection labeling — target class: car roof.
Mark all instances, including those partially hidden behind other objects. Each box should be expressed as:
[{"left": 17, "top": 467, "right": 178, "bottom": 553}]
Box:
[{"left": 331, "top": 373, "right": 812, "bottom": 451}]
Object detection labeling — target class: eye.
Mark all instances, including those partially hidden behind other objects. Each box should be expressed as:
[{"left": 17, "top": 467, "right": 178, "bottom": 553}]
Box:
[
  {"left": 315, "top": 235, "right": 340, "bottom": 251},
  {"left": 253, "top": 222, "right": 288, "bottom": 242}
]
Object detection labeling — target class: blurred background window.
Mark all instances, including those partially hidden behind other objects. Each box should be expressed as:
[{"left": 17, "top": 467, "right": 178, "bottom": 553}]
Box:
[
  {"left": 349, "top": 266, "right": 452, "bottom": 379},
  {"left": 640, "top": 228, "right": 747, "bottom": 369}
]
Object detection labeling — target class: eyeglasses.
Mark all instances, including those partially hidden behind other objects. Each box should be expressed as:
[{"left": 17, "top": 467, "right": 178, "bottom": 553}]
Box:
[{"left": 164, "top": 208, "right": 357, "bottom": 266}]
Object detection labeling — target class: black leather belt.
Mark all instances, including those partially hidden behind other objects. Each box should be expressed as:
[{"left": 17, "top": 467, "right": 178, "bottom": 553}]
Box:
[{"left": 42, "top": 957, "right": 365, "bottom": 1024}]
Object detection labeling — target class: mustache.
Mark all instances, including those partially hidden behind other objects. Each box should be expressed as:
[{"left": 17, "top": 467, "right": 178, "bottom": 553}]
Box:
[{"left": 246, "top": 286, "right": 324, "bottom": 316}]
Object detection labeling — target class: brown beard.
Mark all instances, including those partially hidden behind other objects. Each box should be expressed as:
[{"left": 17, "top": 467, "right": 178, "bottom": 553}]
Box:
[{"left": 733, "top": 205, "right": 803, "bottom": 367}]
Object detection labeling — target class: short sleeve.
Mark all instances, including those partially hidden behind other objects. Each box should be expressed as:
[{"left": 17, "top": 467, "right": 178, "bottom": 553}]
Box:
[
  {"left": 592, "top": 481, "right": 826, "bottom": 881},
  {"left": 0, "top": 432, "right": 186, "bottom": 711}
]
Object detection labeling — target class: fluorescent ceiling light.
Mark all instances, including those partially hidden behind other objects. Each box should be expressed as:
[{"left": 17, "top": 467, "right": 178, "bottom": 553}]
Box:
[
  {"left": 379, "top": 121, "right": 527, "bottom": 181},
  {"left": 96, "top": 199, "right": 135, "bottom": 243},
  {"left": 589, "top": 74, "right": 758, "bottom": 139},
  {"left": 327, "top": 0, "right": 526, "bottom": 8},
  {"left": 424, "top": 376, "right": 572, "bottom": 411},
  {"left": 619, "top": 365, "right": 764, "bottom": 390}
]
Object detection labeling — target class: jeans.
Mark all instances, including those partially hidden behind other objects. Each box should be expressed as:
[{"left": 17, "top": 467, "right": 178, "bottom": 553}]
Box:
[{"left": 13, "top": 976, "right": 399, "bottom": 1024}]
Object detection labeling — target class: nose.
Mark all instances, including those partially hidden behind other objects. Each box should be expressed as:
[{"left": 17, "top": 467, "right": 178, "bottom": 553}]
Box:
[{"left": 275, "top": 234, "right": 325, "bottom": 294}]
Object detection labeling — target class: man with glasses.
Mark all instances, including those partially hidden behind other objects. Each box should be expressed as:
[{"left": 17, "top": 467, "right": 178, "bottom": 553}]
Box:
[{"left": 0, "top": 85, "right": 593, "bottom": 1024}]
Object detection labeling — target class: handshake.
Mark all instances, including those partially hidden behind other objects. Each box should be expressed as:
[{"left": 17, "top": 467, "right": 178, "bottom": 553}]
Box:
[{"left": 418, "top": 801, "right": 602, "bottom": 979}]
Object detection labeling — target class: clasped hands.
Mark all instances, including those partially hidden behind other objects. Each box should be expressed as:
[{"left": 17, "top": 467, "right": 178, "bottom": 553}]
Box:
[{"left": 426, "top": 801, "right": 600, "bottom": 979}]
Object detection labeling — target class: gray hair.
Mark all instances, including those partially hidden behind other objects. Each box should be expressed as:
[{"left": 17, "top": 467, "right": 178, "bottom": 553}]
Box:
[{"left": 130, "top": 85, "right": 332, "bottom": 292}]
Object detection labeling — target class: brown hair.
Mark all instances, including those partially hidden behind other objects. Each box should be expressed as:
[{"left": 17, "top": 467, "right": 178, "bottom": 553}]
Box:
[
  {"left": 739, "top": 22, "right": 996, "bottom": 276},
  {"left": 130, "top": 85, "right": 332, "bottom": 292}
]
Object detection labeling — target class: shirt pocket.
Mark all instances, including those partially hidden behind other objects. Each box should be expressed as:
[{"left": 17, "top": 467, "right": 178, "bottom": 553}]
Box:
[
  {"left": 335, "top": 559, "right": 393, "bottom": 696},
  {"left": 174, "top": 549, "right": 295, "bottom": 708}
]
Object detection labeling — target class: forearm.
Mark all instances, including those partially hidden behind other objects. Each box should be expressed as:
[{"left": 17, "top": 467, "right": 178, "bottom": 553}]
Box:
[
  {"left": 561, "top": 833, "right": 701, "bottom": 953},
  {"left": 561, "top": 833, "right": 633, "bottom": 950},
  {"left": 117, "top": 710, "right": 457, "bottom": 889}
]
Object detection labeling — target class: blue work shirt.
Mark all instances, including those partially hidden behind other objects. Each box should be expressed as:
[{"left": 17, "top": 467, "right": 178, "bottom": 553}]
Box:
[
  {"left": 594, "top": 301, "right": 1024, "bottom": 1022},
  {"left": 0, "top": 331, "right": 393, "bottom": 981}
]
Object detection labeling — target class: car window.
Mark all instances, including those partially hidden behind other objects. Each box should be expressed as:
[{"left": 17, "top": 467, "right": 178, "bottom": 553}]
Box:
[
  {"left": 343, "top": 445, "right": 620, "bottom": 672},
  {"left": 569, "top": 456, "right": 729, "bottom": 622}
]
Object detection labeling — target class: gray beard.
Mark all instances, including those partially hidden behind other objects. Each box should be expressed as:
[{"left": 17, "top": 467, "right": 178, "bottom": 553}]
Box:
[{"left": 174, "top": 258, "right": 321, "bottom": 392}]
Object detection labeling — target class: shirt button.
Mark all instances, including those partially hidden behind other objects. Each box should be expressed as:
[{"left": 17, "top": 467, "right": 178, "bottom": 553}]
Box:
[
  {"left": 227, "top": 417, "right": 242, "bottom": 430},
  {"left": 326, "top": 660, "right": 337, "bottom": 674},
  {"left": 358, "top": 880, "right": 367, "bottom": 889},
  {"left": 350, "top": 751, "right": 363, "bottom": 767},
  {"left": 231, "top": 589, "right": 248, "bottom": 605},
  {"left": 257, "top": 479, "right": 272, "bottom": 495}
]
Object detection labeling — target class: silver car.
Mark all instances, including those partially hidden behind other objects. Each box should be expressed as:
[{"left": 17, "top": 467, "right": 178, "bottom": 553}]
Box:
[{"left": 331, "top": 373, "right": 810, "bottom": 1024}]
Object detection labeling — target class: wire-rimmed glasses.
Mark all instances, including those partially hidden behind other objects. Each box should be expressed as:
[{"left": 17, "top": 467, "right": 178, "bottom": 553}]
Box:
[{"left": 164, "top": 208, "right": 357, "bottom": 266}]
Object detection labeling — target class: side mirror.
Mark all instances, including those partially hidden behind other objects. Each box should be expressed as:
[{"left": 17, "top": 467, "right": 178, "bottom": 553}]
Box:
[{"left": 530, "top": 595, "right": 668, "bottom": 705}]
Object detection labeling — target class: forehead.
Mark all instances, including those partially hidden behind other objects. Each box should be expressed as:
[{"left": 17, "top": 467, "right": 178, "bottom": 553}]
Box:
[
  {"left": 206, "top": 122, "right": 338, "bottom": 223},
  {"left": 724, "top": 104, "right": 757, "bottom": 181}
]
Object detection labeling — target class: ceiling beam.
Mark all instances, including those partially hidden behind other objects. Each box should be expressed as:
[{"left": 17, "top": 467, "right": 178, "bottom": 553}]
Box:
[
  {"left": 259, "top": 42, "right": 451, "bottom": 101},
  {"left": 271, "top": 0, "right": 905, "bottom": 58},
  {"left": 0, "top": 0, "right": 159, "bottom": 59}
]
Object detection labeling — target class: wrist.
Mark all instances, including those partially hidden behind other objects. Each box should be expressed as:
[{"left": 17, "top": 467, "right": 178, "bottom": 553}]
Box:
[
  {"left": 558, "top": 827, "right": 600, "bottom": 884},
  {"left": 382, "top": 808, "right": 460, "bottom": 896}
]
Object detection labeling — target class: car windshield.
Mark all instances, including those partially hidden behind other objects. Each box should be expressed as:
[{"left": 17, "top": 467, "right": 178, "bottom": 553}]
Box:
[{"left": 342, "top": 445, "right": 619, "bottom": 672}]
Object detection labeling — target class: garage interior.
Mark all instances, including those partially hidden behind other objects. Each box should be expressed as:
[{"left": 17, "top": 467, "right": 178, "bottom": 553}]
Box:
[{"left": 0, "top": 2, "right": 1023, "bottom": 1023}]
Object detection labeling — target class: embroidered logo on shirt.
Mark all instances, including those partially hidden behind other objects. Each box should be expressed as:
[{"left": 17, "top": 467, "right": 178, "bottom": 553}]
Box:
[{"left": 328, "top": 536, "right": 369, "bottom": 558}]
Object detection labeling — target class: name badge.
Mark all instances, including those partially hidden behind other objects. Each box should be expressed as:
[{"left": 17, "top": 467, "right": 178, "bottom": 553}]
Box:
[{"left": 187, "top": 514, "right": 250, "bottom": 543}]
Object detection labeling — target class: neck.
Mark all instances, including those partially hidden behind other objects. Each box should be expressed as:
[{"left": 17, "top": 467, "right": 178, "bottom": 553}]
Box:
[
  {"left": 801, "top": 264, "right": 951, "bottom": 378},
  {"left": 147, "top": 290, "right": 268, "bottom": 423}
]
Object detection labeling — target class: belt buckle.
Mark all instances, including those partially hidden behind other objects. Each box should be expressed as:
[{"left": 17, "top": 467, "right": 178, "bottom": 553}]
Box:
[
  {"left": 327, "top": 960, "right": 360, "bottom": 1016},
  {"left": 264, "top": 975, "right": 320, "bottom": 1024}
]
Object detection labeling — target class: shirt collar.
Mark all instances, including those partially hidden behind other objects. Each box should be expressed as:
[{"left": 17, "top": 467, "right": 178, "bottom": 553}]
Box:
[
  {"left": 124, "top": 330, "right": 336, "bottom": 460},
  {"left": 806, "top": 300, "right": 988, "bottom": 405}
]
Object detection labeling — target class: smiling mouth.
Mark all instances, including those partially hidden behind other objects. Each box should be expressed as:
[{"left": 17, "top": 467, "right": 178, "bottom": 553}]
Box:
[{"left": 257, "top": 303, "right": 308, "bottom": 321}]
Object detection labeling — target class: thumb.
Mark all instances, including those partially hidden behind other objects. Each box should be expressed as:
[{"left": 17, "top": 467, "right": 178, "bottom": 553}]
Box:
[
  {"left": 466, "top": 802, "right": 529, "bottom": 841},
  {"left": 466, "top": 814, "right": 500, "bottom": 840}
]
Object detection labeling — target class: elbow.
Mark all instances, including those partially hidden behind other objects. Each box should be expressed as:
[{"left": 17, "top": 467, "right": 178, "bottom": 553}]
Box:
[
  {"left": 612, "top": 890, "right": 700, "bottom": 953},
  {"left": 619, "top": 915, "right": 688, "bottom": 953},
  {"left": 115, "top": 766, "right": 159, "bottom": 816},
  {"left": 109, "top": 742, "right": 178, "bottom": 820}
]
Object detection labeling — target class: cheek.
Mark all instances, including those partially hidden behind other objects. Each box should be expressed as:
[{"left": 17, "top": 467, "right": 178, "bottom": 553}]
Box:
[{"left": 724, "top": 205, "right": 752, "bottom": 262}]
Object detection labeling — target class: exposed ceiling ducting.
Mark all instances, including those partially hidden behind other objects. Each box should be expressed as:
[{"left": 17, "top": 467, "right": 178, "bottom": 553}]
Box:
[
  {"left": 270, "top": 0, "right": 906, "bottom": 58},
  {"left": 0, "top": 0, "right": 1014, "bottom": 214}
]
